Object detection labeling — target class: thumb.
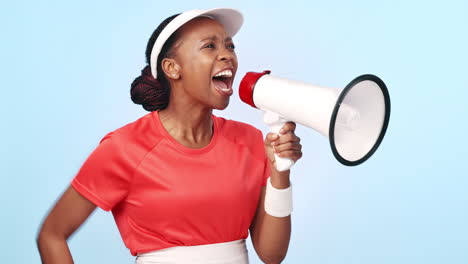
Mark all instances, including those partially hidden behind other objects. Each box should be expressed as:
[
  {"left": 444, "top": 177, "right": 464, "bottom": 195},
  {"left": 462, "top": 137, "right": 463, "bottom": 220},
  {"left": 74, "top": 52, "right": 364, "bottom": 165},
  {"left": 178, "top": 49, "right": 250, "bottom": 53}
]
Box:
[{"left": 264, "top": 132, "right": 279, "bottom": 145}]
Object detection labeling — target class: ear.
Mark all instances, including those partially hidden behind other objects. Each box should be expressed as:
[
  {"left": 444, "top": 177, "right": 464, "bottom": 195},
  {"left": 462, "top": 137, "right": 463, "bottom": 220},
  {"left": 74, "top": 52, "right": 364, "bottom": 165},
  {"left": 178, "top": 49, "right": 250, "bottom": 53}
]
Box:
[{"left": 161, "top": 58, "right": 181, "bottom": 80}]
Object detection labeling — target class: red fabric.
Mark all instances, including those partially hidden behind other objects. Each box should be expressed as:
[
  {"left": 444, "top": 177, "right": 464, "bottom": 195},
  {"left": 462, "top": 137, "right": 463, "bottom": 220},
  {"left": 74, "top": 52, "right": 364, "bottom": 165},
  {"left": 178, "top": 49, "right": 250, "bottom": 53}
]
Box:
[{"left": 71, "top": 110, "right": 270, "bottom": 256}]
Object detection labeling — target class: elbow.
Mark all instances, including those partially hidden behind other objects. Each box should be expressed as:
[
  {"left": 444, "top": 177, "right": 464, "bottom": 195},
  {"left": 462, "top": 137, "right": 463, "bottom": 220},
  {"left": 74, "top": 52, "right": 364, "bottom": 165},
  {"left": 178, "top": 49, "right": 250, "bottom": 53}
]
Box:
[
  {"left": 251, "top": 234, "right": 289, "bottom": 263},
  {"left": 36, "top": 225, "right": 49, "bottom": 251},
  {"left": 258, "top": 251, "right": 287, "bottom": 264},
  {"left": 36, "top": 227, "right": 47, "bottom": 259},
  {"left": 36, "top": 219, "right": 50, "bottom": 245},
  {"left": 36, "top": 224, "right": 45, "bottom": 246},
  {"left": 36, "top": 233, "right": 41, "bottom": 247},
  {"left": 36, "top": 222, "right": 56, "bottom": 249},
  {"left": 260, "top": 256, "right": 286, "bottom": 264},
  {"left": 35, "top": 226, "right": 68, "bottom": 263}
]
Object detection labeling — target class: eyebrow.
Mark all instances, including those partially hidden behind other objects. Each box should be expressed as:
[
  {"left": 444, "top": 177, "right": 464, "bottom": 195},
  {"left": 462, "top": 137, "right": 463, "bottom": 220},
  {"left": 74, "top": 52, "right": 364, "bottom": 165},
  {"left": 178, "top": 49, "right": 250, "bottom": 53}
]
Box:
[{"left": 200, "top": 36, "right": 233, "bottom": 42}]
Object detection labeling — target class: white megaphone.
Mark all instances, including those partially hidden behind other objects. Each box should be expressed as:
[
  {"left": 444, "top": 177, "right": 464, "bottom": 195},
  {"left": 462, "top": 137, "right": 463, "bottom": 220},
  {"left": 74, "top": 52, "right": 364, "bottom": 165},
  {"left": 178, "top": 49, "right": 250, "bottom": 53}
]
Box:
[{"left": 239, "top": 70, "right": 390, "bottom": 171}]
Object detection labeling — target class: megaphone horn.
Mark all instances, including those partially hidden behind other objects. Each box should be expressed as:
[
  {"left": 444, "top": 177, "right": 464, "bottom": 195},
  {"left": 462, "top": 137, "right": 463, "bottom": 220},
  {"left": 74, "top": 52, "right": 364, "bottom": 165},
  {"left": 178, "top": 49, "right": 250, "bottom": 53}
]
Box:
[{"left": 239, "top": 70, "right": 391, "bottom": 171}]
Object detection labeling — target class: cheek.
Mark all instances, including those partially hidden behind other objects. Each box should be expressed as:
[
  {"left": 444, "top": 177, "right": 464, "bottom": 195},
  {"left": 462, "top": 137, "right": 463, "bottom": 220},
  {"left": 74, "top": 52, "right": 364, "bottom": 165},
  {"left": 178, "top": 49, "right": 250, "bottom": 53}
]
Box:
[
  {"left": 183, "top": 53, "right": 213, "bottom": 76},
  {"left": 232, "top": 53, "right": 239, "bottom": 67},
  {"left": 180, "top": 61, "right": 214, "bottom": 93}
]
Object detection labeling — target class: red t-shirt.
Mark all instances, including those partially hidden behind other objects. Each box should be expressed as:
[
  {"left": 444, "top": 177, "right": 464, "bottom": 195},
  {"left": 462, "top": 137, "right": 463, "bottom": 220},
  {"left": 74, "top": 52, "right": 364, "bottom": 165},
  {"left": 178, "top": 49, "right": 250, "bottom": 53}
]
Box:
[{"left": 71, "top": 110, "right": 270, "bottom": 256}]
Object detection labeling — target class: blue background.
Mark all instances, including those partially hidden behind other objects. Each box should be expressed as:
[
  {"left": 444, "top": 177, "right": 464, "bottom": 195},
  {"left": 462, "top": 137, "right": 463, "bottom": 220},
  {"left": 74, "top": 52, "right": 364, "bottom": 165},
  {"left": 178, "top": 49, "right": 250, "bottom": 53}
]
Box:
[{"left": 1, "top": 0, "right": 467, "bottom": 263}]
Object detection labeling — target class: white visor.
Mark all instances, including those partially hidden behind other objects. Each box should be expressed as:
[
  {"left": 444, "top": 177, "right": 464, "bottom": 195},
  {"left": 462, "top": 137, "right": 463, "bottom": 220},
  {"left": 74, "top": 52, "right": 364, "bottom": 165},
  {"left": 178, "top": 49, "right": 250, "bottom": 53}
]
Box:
[{"left": 149, "top": 8, "right": 244, "bottom": 79}]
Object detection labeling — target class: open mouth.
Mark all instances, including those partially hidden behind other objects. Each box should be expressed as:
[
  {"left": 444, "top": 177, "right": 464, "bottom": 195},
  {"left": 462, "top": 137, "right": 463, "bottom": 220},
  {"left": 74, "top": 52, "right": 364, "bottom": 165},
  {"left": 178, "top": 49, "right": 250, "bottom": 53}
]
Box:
[
  {"left": 212, "top": 76, "right": 232, "bottom": 91},
  {"left": 212, "top": 69, "right": 234, "bottom": 95}
]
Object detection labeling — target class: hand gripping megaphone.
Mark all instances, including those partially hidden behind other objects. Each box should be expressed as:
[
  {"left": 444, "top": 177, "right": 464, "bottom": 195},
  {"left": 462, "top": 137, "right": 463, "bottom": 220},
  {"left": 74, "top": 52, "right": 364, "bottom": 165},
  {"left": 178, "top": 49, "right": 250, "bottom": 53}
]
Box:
[{"left": 239, "top": 71, "right": 391, "bottom": 171}]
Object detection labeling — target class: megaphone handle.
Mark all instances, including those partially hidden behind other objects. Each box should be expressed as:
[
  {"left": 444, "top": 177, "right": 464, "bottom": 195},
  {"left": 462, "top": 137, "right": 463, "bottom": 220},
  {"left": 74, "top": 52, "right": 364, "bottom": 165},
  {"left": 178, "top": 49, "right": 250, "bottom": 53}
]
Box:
[{"left": 262, "top": 111, "right": 296, "bottom": 172}]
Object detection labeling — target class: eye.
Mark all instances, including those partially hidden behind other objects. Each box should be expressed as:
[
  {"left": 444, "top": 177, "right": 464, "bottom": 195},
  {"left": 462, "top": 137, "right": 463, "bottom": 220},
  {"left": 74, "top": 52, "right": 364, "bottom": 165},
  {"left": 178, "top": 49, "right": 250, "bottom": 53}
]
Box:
[
  {"left": 204, "top": 43, "right": 215, "bottom": 49},
  {"left": 227, "top": 43, "right": 236, "bottom": 50}
]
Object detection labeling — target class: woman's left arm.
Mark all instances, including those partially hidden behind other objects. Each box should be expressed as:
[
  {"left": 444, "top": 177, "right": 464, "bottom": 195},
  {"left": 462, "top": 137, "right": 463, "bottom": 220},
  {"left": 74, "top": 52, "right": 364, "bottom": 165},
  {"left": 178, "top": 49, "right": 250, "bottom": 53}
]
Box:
[{"left": 250, "top": 122, "right": 302, "bottom": 264}]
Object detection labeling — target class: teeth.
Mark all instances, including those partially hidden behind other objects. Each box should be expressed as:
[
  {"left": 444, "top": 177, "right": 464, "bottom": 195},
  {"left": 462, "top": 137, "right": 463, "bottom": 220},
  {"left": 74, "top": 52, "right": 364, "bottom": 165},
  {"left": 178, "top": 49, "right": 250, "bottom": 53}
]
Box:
[{"left": 214, "top": 70, "right": 233, "bottom": 78}]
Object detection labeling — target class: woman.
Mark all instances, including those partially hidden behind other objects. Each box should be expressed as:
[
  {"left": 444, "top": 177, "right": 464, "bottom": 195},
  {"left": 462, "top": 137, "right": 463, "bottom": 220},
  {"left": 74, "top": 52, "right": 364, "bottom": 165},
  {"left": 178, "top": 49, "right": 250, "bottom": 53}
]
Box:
[{"left": 36, "top": 8, "right": 303, "bottom": 264}]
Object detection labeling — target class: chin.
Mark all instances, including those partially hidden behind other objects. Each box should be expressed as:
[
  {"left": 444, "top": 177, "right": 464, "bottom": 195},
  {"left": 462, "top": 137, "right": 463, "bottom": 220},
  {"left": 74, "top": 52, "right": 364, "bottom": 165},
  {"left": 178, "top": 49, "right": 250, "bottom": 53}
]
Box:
[{"left": 213, "top": 98, "right": 230, "bottom": 110}]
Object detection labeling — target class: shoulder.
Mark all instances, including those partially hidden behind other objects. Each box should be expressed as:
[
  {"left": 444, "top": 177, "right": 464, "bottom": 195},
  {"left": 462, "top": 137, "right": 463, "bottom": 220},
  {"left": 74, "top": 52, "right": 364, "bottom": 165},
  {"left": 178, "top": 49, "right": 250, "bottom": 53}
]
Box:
[
  {"left": 215, "top": 115, "right": 265, "bottom": 147},
  {"left": 99, "top": 111, "right": 161, "bottom": 150}
]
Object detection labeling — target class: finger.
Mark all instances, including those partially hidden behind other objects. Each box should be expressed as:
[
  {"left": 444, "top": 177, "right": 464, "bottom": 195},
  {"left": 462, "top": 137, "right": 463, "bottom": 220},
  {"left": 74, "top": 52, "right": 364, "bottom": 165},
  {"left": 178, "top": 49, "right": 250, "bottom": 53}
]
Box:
[
  {"left": 279, "top": 122, "right": 297, "bottom": 135},
  {"left": 276, "top": 150, "right": 303, "bottom": 161},
  {"left": 274, "top": 133, "right": 301, "bottom": 145},
  {"left": 273, "top": 142, "right": 302, "bottom": 153},
  {"left": 264, "top": 132, "right": 279, "bottom": 145}
]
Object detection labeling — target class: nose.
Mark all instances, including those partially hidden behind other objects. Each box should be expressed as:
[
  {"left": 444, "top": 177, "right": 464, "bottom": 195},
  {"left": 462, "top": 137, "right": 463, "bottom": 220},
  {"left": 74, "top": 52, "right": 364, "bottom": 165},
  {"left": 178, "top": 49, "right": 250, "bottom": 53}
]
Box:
[{"left": 218, "top": 46, "right": 235, "bottom": 62}]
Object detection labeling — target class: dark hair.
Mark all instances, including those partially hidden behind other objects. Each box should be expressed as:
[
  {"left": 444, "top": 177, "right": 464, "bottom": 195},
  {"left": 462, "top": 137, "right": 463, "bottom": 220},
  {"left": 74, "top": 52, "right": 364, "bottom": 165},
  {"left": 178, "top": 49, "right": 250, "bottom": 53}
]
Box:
[{"left": 130, "top": 13, "right": 181, "bottom": 112}]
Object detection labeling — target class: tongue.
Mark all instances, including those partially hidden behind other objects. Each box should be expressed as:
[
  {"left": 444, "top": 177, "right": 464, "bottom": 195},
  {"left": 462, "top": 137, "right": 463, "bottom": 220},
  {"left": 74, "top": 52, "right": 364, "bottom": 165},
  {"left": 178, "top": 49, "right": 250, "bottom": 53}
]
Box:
[{"left": 213, "top": 78, "right": 228, "bottom": 90}]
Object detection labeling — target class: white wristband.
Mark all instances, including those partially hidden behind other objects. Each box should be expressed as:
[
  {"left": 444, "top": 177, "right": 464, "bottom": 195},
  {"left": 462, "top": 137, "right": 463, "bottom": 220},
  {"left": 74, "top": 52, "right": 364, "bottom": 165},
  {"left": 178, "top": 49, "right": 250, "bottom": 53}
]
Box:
[{"left": 264, "top": 176, "right": 293, "bottom": 218}]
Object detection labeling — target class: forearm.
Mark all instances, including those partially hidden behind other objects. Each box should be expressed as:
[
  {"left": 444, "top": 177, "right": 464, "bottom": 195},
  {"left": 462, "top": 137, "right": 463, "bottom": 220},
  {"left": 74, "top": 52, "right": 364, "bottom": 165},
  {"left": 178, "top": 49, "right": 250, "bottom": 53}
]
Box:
[
  {"left": 37, "top": 232, "right": 74, "bottom": 264},
  {"left": 253, "top": 172, "right": 292, "bottom": 263},
  {"left": 255, "top": 213, "right": 291, "bottom": 263}
]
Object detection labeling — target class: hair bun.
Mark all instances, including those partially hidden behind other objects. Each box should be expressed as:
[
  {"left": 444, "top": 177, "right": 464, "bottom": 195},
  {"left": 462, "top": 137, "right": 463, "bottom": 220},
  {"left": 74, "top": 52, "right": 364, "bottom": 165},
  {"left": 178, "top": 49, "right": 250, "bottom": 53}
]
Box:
[
  {"left": 141, "top": 65, "right": 157, "bottom": 82},
  {"left": 130, "top": 66, "right": 169, "bottom": 111}
]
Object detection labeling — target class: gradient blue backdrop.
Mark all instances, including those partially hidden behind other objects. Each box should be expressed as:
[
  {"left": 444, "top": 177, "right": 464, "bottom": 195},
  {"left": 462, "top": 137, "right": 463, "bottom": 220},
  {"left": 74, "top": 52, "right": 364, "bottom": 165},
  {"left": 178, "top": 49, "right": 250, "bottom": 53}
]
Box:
[{"left": 2, "top": 0, "right": 467, "bottom": 263}]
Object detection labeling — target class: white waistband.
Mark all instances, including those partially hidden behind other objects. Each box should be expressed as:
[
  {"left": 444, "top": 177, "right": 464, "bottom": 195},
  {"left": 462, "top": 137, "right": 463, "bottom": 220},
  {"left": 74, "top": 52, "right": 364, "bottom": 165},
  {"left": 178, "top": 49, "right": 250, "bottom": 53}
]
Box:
[{"left": 135, "top": 239, "right": 249, "bottom": 264}]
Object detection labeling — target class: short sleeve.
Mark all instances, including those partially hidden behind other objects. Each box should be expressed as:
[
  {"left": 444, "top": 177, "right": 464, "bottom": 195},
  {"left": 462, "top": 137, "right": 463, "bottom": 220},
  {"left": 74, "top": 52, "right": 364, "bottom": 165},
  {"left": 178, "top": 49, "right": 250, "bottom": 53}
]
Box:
[
  {"left": 71, "top": 131, "right": 134, "bottom": 211},
  {"left": 261, "top": 154, "right": 271, "bottom": 186},
  {"left": 257, "top": 129, "right": 271, "bottom": 187}
]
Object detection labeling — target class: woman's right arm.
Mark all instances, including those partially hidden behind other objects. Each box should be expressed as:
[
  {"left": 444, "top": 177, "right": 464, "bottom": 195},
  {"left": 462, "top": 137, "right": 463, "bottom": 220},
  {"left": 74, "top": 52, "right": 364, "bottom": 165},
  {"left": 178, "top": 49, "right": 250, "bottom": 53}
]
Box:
[{"left": 36, "top": 185, "right": 97, "bottom": 264}]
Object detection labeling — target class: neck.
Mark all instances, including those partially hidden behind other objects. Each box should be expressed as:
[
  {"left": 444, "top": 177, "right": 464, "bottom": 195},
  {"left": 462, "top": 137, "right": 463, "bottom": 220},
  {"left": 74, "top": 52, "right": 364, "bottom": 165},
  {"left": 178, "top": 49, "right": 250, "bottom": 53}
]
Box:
[{"left": 158, "top": 102, "right": 213, "bottom": 145}]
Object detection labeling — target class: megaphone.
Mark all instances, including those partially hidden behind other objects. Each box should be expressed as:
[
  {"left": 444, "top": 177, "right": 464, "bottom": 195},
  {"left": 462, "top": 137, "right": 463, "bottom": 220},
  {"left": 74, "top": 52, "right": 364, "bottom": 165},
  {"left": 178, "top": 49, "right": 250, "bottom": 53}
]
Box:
[{"left": 239, "top": 70, "right": 390, "bottom": 171}]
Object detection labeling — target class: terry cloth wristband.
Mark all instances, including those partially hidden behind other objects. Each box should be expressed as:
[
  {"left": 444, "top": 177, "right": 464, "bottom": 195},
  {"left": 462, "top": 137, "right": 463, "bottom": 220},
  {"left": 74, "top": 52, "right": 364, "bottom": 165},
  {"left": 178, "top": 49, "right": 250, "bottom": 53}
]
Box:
[{"left": 264, "top": 176, "right": 293, "bottom": 217}]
